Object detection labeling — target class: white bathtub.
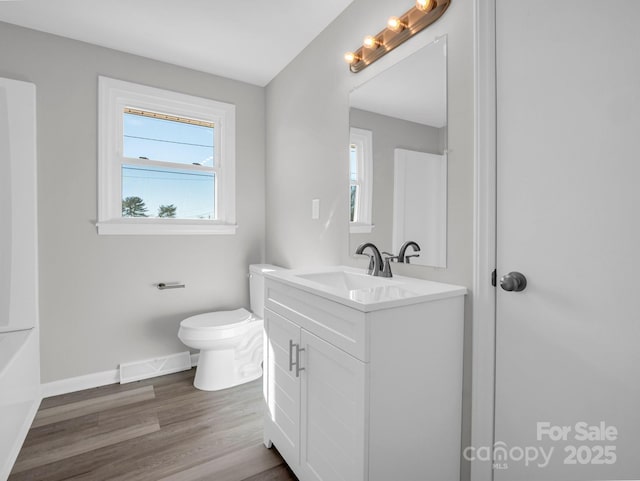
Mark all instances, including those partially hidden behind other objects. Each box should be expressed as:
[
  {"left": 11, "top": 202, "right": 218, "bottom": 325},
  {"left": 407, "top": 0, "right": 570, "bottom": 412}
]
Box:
[{"left": 0, "top": 77, "right": 41, "bottom": 480}]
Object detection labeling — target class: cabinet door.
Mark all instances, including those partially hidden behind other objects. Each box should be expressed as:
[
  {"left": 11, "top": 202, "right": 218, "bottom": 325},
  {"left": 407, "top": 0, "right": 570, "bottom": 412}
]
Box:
[
  {"left": 300, "top": 330, "right": 367, "bottom": 481},
  {"left": 264, "top": 308, "right": 301, "bottom": 465}
]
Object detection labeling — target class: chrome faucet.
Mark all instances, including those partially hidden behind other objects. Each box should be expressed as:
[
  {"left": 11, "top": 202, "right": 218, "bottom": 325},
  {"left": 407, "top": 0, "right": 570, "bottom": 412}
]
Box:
[
  {"left": 398, "top": 241, "right": 421, "bottom": 264},
  {"left": 355, "top": 242, "right": 384, "bottom": 276},
  {"left": 380, "top": 252, "right": 399, "bottom": 278}
]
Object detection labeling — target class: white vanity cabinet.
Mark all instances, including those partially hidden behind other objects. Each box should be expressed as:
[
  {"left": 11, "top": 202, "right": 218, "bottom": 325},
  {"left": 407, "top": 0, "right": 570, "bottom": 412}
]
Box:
[
  {"left": 264, "top": 286, "right": 367, "bottom": 481},
  {"left": 263, "top": 272, "right": 466, "bottom": 481}
]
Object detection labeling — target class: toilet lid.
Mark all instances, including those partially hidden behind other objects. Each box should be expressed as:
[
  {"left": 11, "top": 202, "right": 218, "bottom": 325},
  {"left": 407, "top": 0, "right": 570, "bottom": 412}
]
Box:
[{"left": 181, "top": 308, "right": 252, "bottom": 330}]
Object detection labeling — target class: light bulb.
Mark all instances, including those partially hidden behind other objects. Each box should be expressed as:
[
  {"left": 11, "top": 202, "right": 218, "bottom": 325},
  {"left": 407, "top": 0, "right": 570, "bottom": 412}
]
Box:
[
  {"left": 363, "top": 35, "right": 380, "bottom": 49},
  {"left": 416, "top": 0, "right": 434, "bottom": 12},
  {"left": 344, "top": 51, "right": 358, "bottom": 64},
  {"left": 387, "top": 16, "right": 406, "bottom": 32}
]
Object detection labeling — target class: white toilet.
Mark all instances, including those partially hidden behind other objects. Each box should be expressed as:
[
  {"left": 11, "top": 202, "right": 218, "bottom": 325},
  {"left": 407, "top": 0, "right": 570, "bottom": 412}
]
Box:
[{"left": 178, "top": 264, "right": 280, "bottom": 391}]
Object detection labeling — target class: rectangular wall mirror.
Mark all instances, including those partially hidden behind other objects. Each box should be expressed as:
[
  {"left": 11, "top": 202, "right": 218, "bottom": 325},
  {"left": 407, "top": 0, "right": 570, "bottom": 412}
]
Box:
[{"left": 349, "top": 36, "right": 448, "bottom": 268}]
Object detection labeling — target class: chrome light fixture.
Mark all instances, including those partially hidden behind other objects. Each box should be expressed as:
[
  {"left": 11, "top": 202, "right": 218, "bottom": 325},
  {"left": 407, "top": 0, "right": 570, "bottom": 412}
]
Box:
[{"left": 344, "top": 0, "right": 451, "bottom": 73}]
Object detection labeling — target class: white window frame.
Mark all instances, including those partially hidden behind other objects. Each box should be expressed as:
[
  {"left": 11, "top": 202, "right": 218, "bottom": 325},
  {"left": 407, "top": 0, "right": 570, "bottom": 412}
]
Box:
[
  {"left": 349, "top": 127, "right": 374, "bottom": 234},
  {"left": 97, "top": 76, "right": 237, "bottom": 235}
]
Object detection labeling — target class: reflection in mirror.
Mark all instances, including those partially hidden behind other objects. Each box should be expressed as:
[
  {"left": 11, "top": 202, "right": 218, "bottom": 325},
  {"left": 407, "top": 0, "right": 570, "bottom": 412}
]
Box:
[
  {"left": 349, "top": 127, "right": 373, "bottom": 231},
  {"left": 348, "top": 36, "right": 447, "bottom": 268}
]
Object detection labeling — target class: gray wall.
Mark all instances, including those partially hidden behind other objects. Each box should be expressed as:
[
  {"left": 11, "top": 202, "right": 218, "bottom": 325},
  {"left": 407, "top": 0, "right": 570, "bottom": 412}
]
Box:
[
  {"left": 0, "top": 21, "right": 266, "bottom": 383},
  {"left": 265, "top": 1, "right": 474, "bottom": 479},
  {"left": 349, "top": 107, "right": 446, "bottom": 254},
  {"left": 265, "top": 0, "right": 473, "bottom": 286}
]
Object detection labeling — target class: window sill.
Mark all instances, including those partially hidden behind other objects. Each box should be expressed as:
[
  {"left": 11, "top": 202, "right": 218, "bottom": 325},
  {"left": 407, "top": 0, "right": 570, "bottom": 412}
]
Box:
[
  {"left": 350, "top": 223, "right": 375, "bottom": 234},
  {"left": 96, "top": 220, "right": 238, "bottom": 236}
]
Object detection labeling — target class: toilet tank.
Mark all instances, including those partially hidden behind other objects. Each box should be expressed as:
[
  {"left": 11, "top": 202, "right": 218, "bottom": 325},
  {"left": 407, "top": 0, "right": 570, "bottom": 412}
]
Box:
[{"left": 249, "top": 264, "right": 282, "bottom": 318}]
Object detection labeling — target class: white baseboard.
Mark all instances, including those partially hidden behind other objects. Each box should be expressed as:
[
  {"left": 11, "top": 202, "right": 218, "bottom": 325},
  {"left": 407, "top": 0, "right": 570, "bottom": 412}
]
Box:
[
  {"left": 119, "top": 352, "right": 191, "bottom": 384},
  {"left": 41, "top": 352, "right": 199, "bottom": 398},
  {"left": 41, "top": 369, "right": 119, "bottom": 399}
]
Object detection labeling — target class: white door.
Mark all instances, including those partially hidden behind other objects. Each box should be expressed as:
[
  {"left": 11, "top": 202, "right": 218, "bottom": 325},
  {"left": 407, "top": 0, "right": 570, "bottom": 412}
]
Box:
[
  {"left": 495, "top": 1, "right": 640, "bottom": 480},
  {"left": 392, "top": 148, "right": 447, "bottom": 268},
  {"left": 264, "top": 309, "right": 300, "bottom": 466},
  {"left": 300, "top": 330, "right": 366, "bottom": 481}
]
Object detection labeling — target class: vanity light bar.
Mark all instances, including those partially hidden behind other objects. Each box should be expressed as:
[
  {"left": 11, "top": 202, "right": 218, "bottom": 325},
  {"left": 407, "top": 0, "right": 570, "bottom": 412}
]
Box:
[{"left": 344, "top": 0, "right": 451, "bottom": 73}]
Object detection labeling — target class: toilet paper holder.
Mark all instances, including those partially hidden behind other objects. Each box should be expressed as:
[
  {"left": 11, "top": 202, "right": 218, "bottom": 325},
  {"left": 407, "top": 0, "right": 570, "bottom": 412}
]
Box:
[{"left": 157, "top": 282, "right": 185, "bottom": 290}]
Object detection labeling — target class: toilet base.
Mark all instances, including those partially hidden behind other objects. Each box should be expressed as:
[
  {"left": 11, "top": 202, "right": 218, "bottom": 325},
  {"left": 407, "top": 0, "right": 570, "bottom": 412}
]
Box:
[{"left": 192, "top": 331, "right": 263, "bottom": 391}]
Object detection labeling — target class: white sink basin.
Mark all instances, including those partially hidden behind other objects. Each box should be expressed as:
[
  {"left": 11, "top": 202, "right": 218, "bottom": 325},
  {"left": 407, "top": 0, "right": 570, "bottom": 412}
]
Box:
[
  {"left": 296, "top": 270, "right": 396, "bottom": 291},
  {"left": 264, "top": 266, "right": 466, "bottom": 312}
]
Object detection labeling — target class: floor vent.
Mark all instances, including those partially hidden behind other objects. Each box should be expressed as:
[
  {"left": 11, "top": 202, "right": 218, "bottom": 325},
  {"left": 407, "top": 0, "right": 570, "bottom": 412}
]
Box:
[{"left": 119, "top": 351, "right": 192, "bottom": 384}]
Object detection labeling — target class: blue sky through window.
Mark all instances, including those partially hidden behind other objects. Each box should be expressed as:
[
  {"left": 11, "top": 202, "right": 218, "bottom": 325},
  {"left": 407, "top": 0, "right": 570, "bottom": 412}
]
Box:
[
  {"left": 122, "top": 165, "right": 214, "bottom": 219},
  {"left": 349, "top": 144, "right": 358, "bottom": 182},
  {"left": 122, "top": 112, "right": 215, "bottom": 219}
]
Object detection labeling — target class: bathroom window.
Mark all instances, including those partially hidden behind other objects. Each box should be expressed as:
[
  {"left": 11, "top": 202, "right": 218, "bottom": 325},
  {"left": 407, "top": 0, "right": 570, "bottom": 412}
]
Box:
[
  {"left": 97, "top": 77, "right": 236, "bottom": 235},
  {"left": 349, "top": 127, "right": 373, "bottom": 234}
]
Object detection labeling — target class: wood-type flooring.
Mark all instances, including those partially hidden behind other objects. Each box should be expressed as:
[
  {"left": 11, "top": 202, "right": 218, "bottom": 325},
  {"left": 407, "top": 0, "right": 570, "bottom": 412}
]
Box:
[{"left": 9, "top": 369, "right": 297, "bottom": 481}]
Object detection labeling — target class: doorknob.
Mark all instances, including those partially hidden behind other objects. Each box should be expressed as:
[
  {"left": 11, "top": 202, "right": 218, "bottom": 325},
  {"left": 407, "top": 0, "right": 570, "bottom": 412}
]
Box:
[{"left": 500, "top": 272, "right": 527, "bottom": 292}]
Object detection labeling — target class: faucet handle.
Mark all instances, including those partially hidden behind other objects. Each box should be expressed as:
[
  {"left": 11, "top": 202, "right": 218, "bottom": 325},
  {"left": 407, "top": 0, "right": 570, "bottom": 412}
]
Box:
[
  {"left": 381, "top": 253, "right": 399, "bottom": 278},
  {"left": 405, "top": 253, "right": 420, "bottom": 264},
  {"left": 356, "top": 252, "right": 375, "bottom": 275}
]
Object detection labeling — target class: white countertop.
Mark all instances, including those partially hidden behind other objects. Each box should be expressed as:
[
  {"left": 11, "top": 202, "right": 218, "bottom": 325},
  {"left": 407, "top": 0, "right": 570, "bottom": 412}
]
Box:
[{"left": 263, "top": 265, "right": 467, "bottom": 312}]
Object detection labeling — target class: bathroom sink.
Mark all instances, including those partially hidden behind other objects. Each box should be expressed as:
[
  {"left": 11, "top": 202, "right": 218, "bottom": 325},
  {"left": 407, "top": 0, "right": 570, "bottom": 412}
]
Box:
[
  {"left": 296, "top": 270, "right": 396, "bottom": 291},
  {"left": 264, "top": 266, "right": 466, "bottom": 312}
]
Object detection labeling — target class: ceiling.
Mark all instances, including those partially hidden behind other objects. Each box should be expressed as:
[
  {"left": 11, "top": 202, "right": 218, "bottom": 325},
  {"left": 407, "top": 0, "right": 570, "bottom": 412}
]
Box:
[
  {"left": 349, "top": 38, "right": 447, "bottom": 128},
  {"left": 0, "top": 0, "right": 354, "bottom": 86}
]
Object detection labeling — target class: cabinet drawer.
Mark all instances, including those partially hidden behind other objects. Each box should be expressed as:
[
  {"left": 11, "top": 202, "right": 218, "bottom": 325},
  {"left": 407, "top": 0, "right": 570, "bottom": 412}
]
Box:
[{"left": 265, "top": 279, "right": 368, "bottom": 361}]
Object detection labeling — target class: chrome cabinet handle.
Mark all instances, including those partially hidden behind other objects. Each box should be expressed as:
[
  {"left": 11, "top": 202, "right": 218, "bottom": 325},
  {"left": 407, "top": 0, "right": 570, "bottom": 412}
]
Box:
[
  {"left": 500, "top": 272, "right": 527, "bottom": 292},
  {"left": 295, "top": 346, "right": 305, "bottom": 378},
  {"left": 288, "top": 340, "right": 305, "bottom": 377},
  {"left": 288, "top": 339, "right": 295, "bottom": 372}
]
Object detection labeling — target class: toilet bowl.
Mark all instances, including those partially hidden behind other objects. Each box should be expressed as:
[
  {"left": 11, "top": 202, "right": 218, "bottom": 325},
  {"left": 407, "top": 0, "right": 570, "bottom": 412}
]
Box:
[{"left": 178, "top": 264, "right": 280, "bottom": 391}]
